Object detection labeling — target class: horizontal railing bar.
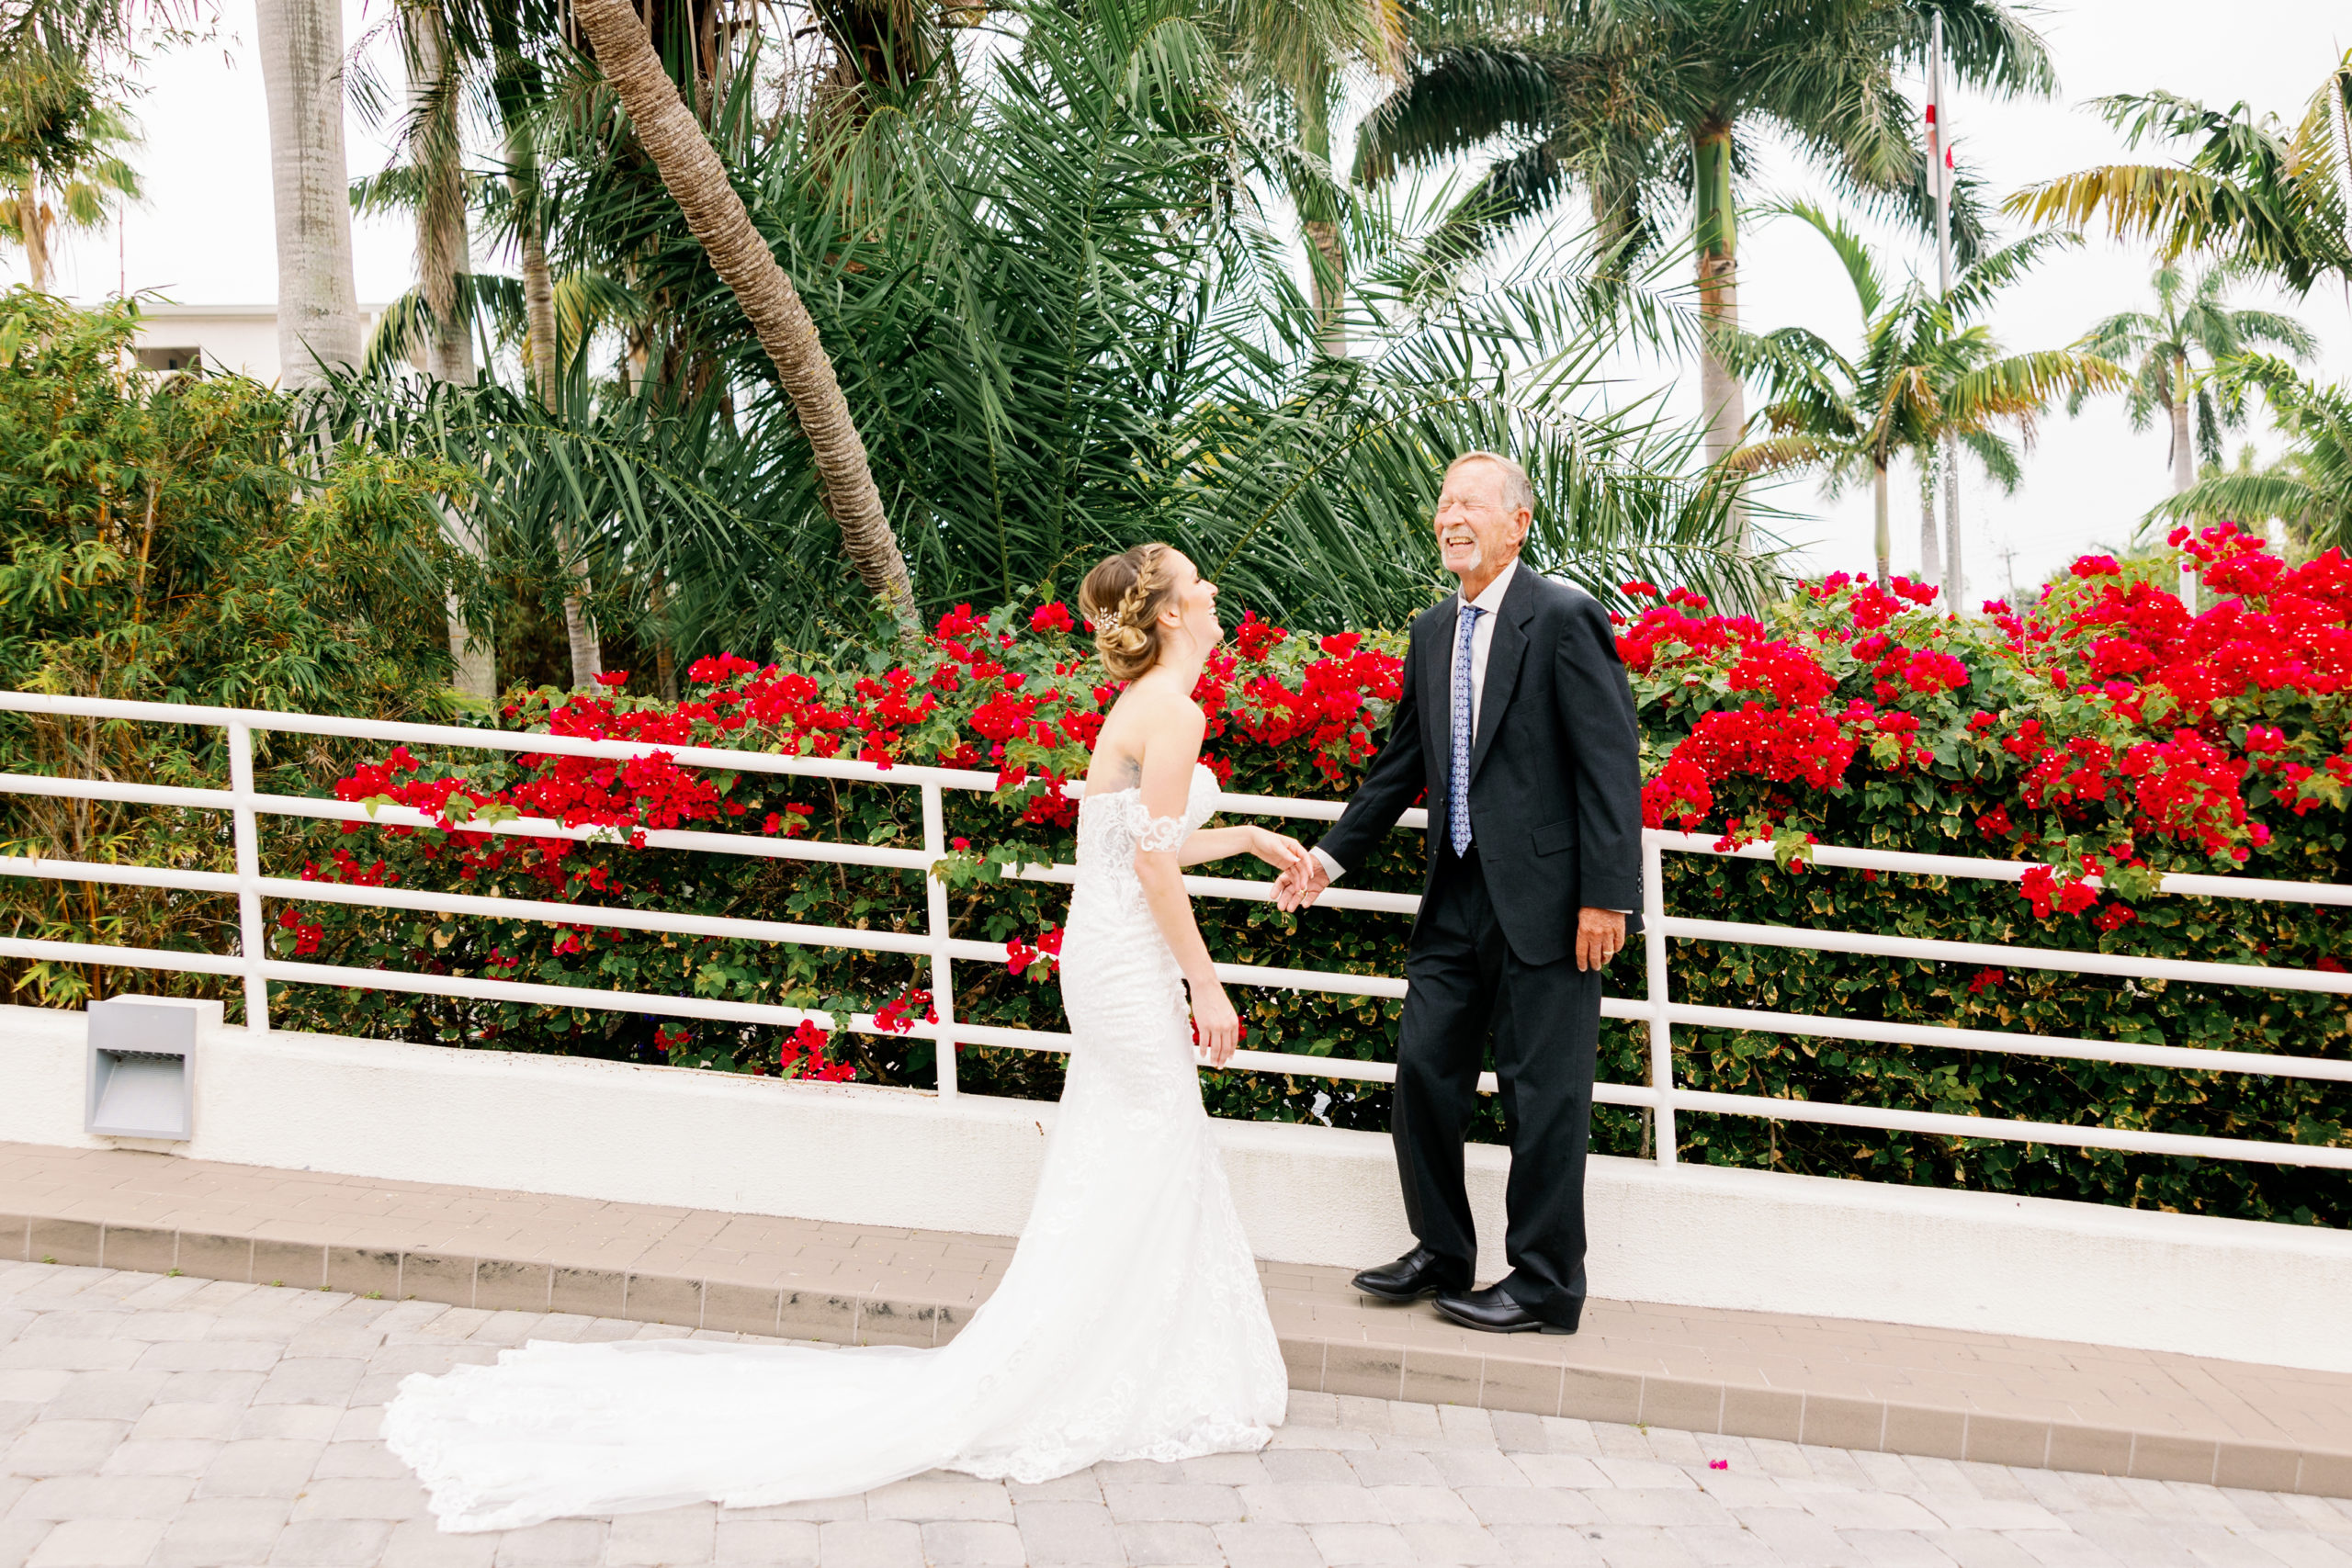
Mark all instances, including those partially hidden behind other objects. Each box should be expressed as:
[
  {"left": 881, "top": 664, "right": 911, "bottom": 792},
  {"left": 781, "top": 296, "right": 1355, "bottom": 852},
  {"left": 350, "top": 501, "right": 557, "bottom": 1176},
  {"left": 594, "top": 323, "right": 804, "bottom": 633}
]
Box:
[
  {"left": 1668, "top": 1088, "right": 2352, "bottom": 1169},
  {"left": 252, "top": 795, "right": 935, "bottom": 871},
  {"left": 261, "top": 876, "right": 941, "bottom": 958},
  {"left": 1652, "top": 832, "right": 2352, "bottom": 908},
  {"left": 1007, "top": 863, "right": 1423, "bottom": 915},
  {"left": 0, "top": 936, "right": 246, "bottom": 977},
  {"left": 1664, "top": 1002, "right": 2352, "bottom": 1081},
  {"left": 0, "top": 774, "right": 232, "bottom": 811},
  {"left": 1666, "top": 916, "right": 2352, "bottom": 995},
  {"left": 887, "top": 1021, "right": 1660, "bottom": 1105},
  {"left": 0, "top": 693, "right": 1010, "bottom": 792},
  {"left": 0, "top": 855, "right": 242, "bottom": 896}
]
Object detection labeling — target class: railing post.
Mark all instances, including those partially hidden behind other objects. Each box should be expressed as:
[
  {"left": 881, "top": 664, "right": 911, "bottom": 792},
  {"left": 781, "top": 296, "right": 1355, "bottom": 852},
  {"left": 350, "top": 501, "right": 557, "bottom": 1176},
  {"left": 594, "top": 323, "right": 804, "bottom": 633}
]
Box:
[
  {"left": 1643, "top": 833, "right": 1674, "bottom": 1165},
  {"left": 227, "top": 723, "right": 270, "bottom": 1033},
  {"left": 922, "top": 782, "right": 957, "bottom": 1099}
]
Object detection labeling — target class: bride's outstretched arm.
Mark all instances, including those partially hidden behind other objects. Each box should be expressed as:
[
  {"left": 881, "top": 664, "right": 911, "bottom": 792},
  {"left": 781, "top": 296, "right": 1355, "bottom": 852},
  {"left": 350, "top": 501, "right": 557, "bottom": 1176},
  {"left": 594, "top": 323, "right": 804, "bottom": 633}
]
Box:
[{"left": 1176, "top": 825, "right": 1307, "bottom": 869}]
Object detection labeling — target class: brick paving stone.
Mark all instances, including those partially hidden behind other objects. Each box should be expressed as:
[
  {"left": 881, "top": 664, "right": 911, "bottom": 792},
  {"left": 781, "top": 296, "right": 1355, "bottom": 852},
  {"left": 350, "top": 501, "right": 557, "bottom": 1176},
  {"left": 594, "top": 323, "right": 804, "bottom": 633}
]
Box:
[
  {"left": 21, "top": 1518, "right": 163, "bottom": 1568},
  {"left": 1310, "top": 1522, "right": 1417, "bottom": 1565},
  {"left": 865, "top": 1478, "right": 1015, "bottom": 1522},
  {"left": 1580, "top": 1524, "right": 1704, "bottom": 1567},
  {"left": 194, "top": 1438, "right": 326, "bottom": 1498},
  {"left": 5, "top": 1420, "right": 126, "bottom": 1476},
  {"left": 1392, "top": 1521, "right": 1505, "bottom": 1565},
  {"left": 267, "top": 1518, "right": 396, "bottom": 1566},
  {"left": 1012, "top": 1502, "right": 1125, "bottom": 1564},
  {"left": 1105, "top": 1483, "right": 1246, "bottom": 1524},
  {"left": 381, "top": 1518, "right": 500, "bottom": 1567},
  {"left": 487, "top": 1519, "right": 605, "bottom": 1566},
  {"left": 599, "top": 1505, "right": 715, "bottom": 1566},
  {"left": 1215, "top": 1519, "right": 1324, "bottom": 1568},
  {"left": 147, "top": 1496, "right": 290, "bottom": 1568},
  {"left": 921, "top": 1520, "right": 1026, "bottom": 1566},
  {"left": 1114, "top": 1520, "right": 1223, "bottom": 1565},
  {"left": 712, "top": 1517, "right": 816, "bottom": 1564},
  {"left": 1837, "top": 1529, "right": 1961, "bottom": 1567},
  {"left": 96, "top": 1437, "right": 220, "bottom": 1476},
  {"left": 813, "top": 1518, "right": 923, "bottom": 1568}
]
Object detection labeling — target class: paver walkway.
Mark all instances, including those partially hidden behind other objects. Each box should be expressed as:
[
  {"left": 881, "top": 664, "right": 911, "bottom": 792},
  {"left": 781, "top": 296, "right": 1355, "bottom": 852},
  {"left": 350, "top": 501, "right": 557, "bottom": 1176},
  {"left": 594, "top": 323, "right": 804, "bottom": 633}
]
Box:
[
  {"left": 6, "top": 1260, "right": 2352, "bottom": 1568},
  {"left": 5, "top": 1143, "right": 2350, "bottom": 1498}
]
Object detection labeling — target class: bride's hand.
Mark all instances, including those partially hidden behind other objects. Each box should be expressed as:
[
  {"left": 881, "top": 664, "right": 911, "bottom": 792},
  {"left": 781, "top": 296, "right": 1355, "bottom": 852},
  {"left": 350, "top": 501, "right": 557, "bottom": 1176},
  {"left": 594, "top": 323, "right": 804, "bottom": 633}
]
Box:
[
  {"left": 1190, "top": 980, "right": 1241, "bottom": 1067},
  {"left": 1249, "top": 827, "right": 1307, "bottom": 872}
]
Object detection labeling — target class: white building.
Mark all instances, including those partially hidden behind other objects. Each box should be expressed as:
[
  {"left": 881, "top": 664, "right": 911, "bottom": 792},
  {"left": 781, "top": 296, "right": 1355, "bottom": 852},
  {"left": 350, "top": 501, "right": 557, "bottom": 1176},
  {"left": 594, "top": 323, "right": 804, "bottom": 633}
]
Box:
[{"left": 128, "top": 301, "right": 392, "bottom": 383}]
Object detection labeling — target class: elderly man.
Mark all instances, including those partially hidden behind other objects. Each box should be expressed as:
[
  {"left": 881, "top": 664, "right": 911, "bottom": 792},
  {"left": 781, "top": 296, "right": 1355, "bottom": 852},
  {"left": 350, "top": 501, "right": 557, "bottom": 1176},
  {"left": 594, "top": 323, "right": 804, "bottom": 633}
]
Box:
[{"left": 1273, "top": 451, "right": 1643, "bottom": 1336}]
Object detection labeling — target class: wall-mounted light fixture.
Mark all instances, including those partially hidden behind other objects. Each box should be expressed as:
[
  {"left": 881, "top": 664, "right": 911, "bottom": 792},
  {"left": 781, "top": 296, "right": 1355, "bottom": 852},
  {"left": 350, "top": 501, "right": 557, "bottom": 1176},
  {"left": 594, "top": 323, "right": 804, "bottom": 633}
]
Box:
[{"left": 85, "top": 996, "right": 220, "bottom": 1142}]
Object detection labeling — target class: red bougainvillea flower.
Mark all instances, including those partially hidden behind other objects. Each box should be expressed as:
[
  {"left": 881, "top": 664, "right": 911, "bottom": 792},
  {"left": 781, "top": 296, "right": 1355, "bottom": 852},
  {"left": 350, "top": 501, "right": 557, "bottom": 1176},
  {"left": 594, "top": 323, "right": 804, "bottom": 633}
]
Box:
[{"left": 1030, "top": 602, "right": 1076, "bottom": 635}]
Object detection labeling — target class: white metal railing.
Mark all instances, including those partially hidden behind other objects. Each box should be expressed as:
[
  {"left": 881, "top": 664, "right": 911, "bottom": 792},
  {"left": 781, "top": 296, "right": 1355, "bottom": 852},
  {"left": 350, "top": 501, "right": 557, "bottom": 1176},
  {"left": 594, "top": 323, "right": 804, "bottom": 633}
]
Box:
[{"left": 3, "top": 691, "right": 2349, "bottom": 1174}]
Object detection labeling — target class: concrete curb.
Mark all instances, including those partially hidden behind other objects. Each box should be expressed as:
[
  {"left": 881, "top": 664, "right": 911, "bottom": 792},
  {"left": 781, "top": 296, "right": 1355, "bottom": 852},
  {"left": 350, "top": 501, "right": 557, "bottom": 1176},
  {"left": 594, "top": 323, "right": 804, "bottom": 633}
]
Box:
[{"left": 6, "top": 1210, "right": 2346, "bottom": 1499}]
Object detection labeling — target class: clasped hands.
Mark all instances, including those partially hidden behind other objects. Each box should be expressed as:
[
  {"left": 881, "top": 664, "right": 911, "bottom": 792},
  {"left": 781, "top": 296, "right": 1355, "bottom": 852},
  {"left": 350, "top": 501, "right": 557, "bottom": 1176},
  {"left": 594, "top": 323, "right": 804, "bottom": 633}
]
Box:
[{"left": 1269, "top": 849, "right": 1629, "bottom": 971}]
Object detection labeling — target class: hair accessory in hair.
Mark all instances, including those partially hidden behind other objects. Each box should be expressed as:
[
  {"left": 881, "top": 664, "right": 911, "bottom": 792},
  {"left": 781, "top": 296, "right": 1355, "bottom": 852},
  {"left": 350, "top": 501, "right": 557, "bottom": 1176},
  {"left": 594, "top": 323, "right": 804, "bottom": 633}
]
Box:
[{"left": 1097, "top": 609, "right": 1124, "bottom": 636}]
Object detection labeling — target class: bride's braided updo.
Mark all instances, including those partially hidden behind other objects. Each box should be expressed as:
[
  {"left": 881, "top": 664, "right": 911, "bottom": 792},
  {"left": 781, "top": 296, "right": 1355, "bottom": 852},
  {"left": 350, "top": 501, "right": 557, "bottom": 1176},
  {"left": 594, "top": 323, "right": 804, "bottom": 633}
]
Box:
[{"left": 1079, "top": 543, "right": 1180, "bottom": 681}]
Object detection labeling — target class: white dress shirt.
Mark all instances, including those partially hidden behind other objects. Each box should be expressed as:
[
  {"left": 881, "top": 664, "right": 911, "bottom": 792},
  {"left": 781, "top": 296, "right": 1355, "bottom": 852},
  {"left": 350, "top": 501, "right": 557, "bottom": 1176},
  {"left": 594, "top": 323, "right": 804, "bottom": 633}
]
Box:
[{"left": 1311, "top": 559, "right": 1520, "bottom": 883}]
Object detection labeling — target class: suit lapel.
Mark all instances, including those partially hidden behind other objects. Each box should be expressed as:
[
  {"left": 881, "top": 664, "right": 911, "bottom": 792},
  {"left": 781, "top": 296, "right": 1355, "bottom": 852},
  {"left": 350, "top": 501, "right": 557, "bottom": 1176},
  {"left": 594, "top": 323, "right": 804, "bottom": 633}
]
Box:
[
  {"left": 1425, "top": 597, "right": 1461, "bottom": 776},
  {"left": 1468, "top": 567, "right": 1535, "bottom": 781}
]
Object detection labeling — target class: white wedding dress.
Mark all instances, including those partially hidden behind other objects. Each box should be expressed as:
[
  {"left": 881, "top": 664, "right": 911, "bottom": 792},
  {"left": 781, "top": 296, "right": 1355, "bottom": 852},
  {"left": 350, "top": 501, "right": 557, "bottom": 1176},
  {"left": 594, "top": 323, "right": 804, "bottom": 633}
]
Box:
[{"left": 384, "top": 762, "right": 1286, "bottom": 1531}]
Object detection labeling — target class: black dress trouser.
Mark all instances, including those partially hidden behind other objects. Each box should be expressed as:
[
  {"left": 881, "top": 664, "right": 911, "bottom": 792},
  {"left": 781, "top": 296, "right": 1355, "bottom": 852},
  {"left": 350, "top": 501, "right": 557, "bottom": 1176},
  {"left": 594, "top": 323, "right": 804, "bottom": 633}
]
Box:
[{"left": 1394, "top": 841, "right": 1600, "bottom": 1326}]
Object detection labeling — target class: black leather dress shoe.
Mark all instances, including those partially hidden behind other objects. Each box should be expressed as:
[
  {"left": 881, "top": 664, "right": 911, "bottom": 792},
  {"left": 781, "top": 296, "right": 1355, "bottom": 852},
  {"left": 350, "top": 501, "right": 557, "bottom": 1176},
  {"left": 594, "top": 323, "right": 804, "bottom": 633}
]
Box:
[
  {"left": 1351, "top": 1247, "right": 1472, "bottom": 1303},
  {"left": 1433, "top": 1283, "right": 1579, "bottom": 1336}
]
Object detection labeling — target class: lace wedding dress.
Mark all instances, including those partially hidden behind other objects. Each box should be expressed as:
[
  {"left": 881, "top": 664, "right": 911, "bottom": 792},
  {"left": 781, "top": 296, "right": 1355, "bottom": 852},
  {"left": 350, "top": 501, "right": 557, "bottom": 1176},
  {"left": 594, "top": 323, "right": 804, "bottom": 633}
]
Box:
[{"left": 384, "top": 762, "right": 1286, "bottom": 1531}]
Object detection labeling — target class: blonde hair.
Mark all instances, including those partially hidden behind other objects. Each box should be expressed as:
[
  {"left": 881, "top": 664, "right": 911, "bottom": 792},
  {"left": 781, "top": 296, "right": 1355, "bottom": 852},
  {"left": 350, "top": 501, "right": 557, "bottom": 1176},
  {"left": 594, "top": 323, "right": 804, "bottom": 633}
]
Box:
[
  {"left": 1080, "top": 543, "right": 1182, "bottom": 681},
  {"left": 1444, "top": 450, "right": 1536, "bottom": 518}
]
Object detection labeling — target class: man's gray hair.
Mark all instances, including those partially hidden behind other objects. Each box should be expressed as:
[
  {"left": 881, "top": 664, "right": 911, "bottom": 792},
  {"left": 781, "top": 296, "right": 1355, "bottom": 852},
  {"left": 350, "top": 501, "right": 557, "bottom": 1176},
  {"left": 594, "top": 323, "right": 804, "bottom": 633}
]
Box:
[{"left": 1444, "top": 450, "right": 1537, "bottom": 518}]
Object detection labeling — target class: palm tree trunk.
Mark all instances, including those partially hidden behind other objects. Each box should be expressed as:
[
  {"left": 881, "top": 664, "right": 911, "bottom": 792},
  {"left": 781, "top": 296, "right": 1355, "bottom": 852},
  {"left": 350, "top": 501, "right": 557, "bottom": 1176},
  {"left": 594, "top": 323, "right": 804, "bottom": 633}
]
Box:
[
  {"left": 14, "top": 178, "right": 50, "bottom": 292},
  {"left": 256, "top": 0, "right": 365, "bottom": 390},
  {"left": 1872, "top": 456, "right": 1891, "bottom": 589},
  {"left": 2170, "top": 362, "right": 2198, "bottom": 606},
  {"left": 1693, "top": 124, "right": 1745, "bottom": 546},
  {"left": 498, "top": 97, "right": 602, "bottom": 691},
  {"left": 1917, "top": 448, "right": 1941, "bottom": 585},
  {"left": 521, "top": 189, "right": 603, "bottom": 689},
  {"left": 1299, "top": 65, "right": 1345, "bottom": 357},
  {"left": 406, "top": 2, "right": 494, "bottom": 698},
  {"left": 409, "top": 4, "right": 475, "bottom": 387},
  {"left": 571, "top": 0, "right": 917, "bottom": 634},
  {"left": 2170, "top": 367, "right": 2195, "bottom": 492}
]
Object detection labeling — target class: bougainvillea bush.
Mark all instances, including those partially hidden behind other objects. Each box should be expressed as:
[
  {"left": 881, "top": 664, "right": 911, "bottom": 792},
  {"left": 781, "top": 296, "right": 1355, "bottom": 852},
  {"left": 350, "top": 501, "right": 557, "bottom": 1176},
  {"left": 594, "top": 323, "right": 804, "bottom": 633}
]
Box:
[{"left": 259, "top": 526, "right": 2350, "bottom": 1225}]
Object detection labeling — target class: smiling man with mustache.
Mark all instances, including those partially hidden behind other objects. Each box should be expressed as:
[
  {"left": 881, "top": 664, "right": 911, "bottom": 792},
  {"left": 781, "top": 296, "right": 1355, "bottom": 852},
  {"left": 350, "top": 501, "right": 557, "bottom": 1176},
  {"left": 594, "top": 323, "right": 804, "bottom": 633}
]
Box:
[{"left": 1273, "top": 450, "right": 1644, "bottom": 1336}]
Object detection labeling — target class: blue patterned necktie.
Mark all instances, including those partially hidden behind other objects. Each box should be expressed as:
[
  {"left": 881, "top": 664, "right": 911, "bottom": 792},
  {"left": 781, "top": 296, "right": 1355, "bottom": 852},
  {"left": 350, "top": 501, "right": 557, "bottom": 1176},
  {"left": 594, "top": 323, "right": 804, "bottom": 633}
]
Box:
[{"left": 1450, "top": 604, "right": 1484, "bottom": 857}]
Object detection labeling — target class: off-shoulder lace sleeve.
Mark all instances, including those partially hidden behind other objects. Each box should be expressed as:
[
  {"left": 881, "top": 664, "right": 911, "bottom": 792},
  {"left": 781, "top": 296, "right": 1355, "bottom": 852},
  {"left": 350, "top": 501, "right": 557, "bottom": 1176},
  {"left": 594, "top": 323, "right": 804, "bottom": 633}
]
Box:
[{"left": 1122, "top": 797, "right": 1190, "bottom": 854}]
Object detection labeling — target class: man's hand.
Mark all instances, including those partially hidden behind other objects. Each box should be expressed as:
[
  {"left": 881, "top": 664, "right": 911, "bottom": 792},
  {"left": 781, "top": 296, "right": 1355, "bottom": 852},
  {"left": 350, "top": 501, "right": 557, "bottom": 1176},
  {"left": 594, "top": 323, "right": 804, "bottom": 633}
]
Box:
[
  {"left": 1575, "top": 908, "right": 1627, "bottom": 972},
  {"left": 1272, "top": 853, "right": 1332, "bottom": 912}
]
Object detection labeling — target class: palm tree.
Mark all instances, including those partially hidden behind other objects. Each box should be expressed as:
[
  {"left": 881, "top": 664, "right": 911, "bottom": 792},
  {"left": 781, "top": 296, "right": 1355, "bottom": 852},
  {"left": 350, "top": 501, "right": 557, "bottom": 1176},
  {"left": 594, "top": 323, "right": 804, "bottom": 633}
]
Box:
[
  {"left": 1724, "top": 204, "right": 2118, "bottom": 588},
  {"left": 257, "top": 0, "right": 367, "bottom": 389},
  {"left": 2, "top": 99, "right": 139, "bottom": 292},
  {"left": 2151, "top": 356, "right": 2352, "bottom": 553},
  {"left": 2006, "top": 57, "right": 2352, "bottom": 297},
  {"left": 2070, "top": 263, "right": 2315, "bottom": 499},
  {"left": 570, "top": 0, "right": 916, "bottom": 633},
  {"left": 1354, "top": 0, "right": 2057, "bottom": 481}
]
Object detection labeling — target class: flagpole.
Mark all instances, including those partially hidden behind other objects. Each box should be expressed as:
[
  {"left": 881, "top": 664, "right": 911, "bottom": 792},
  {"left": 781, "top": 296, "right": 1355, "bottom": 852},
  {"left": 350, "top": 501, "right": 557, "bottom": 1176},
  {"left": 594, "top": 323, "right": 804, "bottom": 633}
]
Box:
[{"left": 1930, "top": 13, "right": 1962, "bottom": 614}]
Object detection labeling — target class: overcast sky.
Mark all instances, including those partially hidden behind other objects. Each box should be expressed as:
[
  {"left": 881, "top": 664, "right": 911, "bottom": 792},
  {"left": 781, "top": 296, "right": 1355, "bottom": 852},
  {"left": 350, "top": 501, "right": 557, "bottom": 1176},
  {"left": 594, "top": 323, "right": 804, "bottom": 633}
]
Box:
[{"left": 10, "top": 0, "right": 2349, "bottom": 604}]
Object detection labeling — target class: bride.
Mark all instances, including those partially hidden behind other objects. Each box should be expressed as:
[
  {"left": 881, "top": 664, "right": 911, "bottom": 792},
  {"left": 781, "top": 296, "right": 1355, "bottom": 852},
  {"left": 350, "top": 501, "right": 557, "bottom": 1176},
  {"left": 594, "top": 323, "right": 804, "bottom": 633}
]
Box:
[{"left": 385, "top": 542, "right": 1305, "bottom": 1530}]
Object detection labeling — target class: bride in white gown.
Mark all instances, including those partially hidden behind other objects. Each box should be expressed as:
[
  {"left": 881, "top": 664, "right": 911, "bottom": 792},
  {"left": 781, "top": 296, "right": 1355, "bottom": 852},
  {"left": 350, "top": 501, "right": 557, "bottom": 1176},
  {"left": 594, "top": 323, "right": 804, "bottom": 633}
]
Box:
[{"left": 385, "top": 543, "right": 1303, "bottom": 1531}]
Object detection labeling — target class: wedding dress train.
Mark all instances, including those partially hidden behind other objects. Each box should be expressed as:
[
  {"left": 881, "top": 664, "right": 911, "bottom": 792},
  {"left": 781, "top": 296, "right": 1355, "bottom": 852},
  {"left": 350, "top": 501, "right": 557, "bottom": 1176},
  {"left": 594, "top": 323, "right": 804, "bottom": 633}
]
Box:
[{"left": 384, "top": 763, "right": 1286, "bottom": 1530}]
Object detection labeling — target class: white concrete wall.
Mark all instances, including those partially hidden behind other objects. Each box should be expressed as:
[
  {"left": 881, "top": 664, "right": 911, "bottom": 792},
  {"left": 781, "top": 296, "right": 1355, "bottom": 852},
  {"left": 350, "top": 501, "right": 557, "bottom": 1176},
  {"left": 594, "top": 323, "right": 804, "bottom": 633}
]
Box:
[{"left": 6, "top": 1002, "right": 2348, "bottom": 1373}]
